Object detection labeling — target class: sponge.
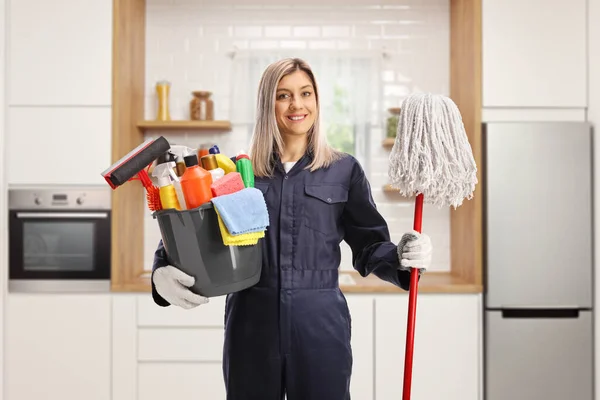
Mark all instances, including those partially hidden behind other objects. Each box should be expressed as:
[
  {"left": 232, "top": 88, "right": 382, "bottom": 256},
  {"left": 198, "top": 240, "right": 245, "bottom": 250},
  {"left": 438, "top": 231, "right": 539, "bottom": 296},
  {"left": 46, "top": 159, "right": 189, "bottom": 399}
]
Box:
[{"left": 211, "top": 172, "right": 245, "bottom": 197}]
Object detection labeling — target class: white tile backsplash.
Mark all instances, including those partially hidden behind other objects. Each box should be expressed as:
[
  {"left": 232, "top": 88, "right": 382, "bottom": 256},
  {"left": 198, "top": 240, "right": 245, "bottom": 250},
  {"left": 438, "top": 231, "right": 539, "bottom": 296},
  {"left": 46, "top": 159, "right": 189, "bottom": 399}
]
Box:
[
  {"left": 264, "top": 25, "right": 292, "bottom": 38},
  {"left": 144, "top": 0, "right": 451, "bottom": 273}
]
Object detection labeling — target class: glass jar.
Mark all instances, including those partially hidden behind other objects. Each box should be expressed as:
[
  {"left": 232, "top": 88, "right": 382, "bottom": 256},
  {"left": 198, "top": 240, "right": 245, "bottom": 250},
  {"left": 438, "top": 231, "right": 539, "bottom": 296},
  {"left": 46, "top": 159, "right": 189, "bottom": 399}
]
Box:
[
  {"left": 386, "top": 107, "right": 401, "bottom": 138},
  {"left": 190, "top": 91, "right": 214, "bottom": 121},
  {"left": 156, "top": 80, "right": 171, "bottom": 121}
]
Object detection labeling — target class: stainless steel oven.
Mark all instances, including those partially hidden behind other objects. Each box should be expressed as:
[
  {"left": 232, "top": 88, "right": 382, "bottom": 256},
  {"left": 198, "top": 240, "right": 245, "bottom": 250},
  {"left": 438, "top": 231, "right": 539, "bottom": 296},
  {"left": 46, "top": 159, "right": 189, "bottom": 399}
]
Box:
[{"left": 8, "top": 187, "right": 111, "bottom": 292}]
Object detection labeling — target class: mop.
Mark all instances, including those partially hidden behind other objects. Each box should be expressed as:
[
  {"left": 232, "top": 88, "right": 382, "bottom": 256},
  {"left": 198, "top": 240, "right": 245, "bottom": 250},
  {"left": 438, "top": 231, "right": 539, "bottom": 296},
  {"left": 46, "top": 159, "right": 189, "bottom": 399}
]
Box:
[{"left": 388, "top": 92, "right": 477, "bottom": 400}]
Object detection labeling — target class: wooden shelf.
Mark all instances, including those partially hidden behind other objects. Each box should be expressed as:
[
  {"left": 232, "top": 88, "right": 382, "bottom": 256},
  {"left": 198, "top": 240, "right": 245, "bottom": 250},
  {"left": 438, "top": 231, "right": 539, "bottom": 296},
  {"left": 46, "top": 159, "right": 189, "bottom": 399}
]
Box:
[
  {"left": 382, "top": 184, "right": 415, "bottom": 202},
  {"left": 383, "top": 184, "right": 397, "bottom": 193},
  {"left": 137, "top": 120, "right": 232, "bottom": 132},
  {"left": 382, "top": 137, "right": 395, "bottom": 148}
]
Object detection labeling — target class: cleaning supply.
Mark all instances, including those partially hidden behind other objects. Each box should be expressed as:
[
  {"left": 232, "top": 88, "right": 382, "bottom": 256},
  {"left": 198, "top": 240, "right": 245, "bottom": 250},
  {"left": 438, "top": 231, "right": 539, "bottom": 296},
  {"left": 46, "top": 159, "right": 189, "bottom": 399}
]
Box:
[
  {"left": 175, "top": 155, "right": 186, "bottom": 177},
  {"left": 387, "top": 92, "right": 477, "bottom": 400},
  {"left": 210, "top": 188, "right": 269, "bottom": 235},
  {"left": 216, "top": 153, "right": 237, "bottom": 174},
  {"left": 209, "top": 145, "right": 237, "bottom": 174},
  {"left": 235, "top": 151, "right": 255, "bottom": 188},
  {"left": 211, "top": 172, "right": 245, "bottom": 197},
  {"left": 180, "top": 154, "right": 213, "bottom": 209},
  {"left": 152, "top": 161, "right": 181, "bottom": 210},
  {"left": 157, "top": 158, "right": 186, "bottom": 210},
  {"left": 151, "top": 151, "right": 177, "bottom": 177},
  {"left": 101, "top": 136, "right": 170, "bottom": 211},
  {"left": 168, "top": 145, "right": 196, "bottom": 177},
  {"left": 214, "top": 208, "right": 265, "bottom": 246},
  {"left": 197, "top": 143, "right": 211, "bottom": 159},
  {"left": 172, "top": 175, "right": 186, "bottom": 211},
  {"left": 201, "top": 154, "right": 225, "bottom": 182}
]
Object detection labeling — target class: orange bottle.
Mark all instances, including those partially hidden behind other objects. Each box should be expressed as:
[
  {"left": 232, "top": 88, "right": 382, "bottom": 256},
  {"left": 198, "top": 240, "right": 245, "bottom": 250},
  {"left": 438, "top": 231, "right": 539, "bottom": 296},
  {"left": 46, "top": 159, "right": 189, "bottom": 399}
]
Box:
[{"left": 180, "top": 154, "right": 213, "bottom": 209}]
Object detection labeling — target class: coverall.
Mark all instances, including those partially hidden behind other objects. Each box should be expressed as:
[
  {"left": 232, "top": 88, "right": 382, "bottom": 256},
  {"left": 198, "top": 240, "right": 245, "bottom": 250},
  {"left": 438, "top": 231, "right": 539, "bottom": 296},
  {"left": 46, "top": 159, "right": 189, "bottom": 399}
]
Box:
[{"left": 151, "top": 150, "right": 411, "bottom": 400}]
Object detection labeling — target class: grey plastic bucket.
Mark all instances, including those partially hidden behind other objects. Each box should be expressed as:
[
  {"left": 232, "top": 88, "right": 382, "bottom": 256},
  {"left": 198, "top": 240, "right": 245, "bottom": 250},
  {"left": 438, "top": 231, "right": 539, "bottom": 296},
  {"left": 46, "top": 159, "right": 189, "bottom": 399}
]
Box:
[{"left": 152, "top": 202, "right": 262, "bottom": 297}]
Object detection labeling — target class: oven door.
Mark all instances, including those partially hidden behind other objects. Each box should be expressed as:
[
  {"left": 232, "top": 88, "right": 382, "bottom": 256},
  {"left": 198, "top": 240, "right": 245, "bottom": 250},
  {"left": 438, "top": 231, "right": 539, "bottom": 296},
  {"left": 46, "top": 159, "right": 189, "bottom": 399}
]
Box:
[{"left": 9, "top": 210, "right": 111, "bottom": 283}]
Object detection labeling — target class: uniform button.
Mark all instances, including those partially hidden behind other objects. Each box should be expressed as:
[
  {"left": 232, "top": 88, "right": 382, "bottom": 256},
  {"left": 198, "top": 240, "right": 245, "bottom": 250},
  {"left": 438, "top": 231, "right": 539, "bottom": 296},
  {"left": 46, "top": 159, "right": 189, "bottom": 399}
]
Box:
[
  {"left": 327, "top": 197, "right": 332, "bottom": 202},
  {"left": 284, "top": 175, "right": 289, "bottom": 180}
]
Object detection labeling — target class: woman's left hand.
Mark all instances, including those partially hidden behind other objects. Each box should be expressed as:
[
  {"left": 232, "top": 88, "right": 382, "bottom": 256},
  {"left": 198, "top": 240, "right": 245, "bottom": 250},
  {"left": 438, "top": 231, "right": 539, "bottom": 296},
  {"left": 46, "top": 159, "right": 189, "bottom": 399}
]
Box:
[{"left": 397, "top": 230, "right": 433, "bottom": 274}]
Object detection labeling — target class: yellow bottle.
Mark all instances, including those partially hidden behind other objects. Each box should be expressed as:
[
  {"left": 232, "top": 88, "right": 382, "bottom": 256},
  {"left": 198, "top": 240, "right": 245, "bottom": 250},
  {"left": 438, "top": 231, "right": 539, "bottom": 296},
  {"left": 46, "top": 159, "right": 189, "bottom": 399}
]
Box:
[
  {"left": 152, "top": 161, "right": 181, "bottom": 210},
  {"left": 156, "top": 80, "right": 171, "bottom": 121},
  {"left": 214, "top": 153, "right": 237, "bottom": 174}
]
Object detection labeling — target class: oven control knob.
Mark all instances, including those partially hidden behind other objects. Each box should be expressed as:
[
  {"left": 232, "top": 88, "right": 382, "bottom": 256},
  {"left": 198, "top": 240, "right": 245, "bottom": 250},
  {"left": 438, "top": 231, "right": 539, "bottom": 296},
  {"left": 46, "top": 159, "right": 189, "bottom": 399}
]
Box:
[
  {"left": 34, "top": 197, "right": 41, "bottom": 205},
  {"left": 76, "top": 197, "right": 84, "bottom": 205}
]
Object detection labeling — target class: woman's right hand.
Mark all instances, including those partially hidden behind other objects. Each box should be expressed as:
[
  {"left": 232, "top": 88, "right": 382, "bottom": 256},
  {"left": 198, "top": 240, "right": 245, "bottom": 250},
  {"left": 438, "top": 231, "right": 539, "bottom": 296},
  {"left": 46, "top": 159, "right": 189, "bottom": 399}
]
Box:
[{"left": 152, "top": 265, "right": 209, "bottom": 309}]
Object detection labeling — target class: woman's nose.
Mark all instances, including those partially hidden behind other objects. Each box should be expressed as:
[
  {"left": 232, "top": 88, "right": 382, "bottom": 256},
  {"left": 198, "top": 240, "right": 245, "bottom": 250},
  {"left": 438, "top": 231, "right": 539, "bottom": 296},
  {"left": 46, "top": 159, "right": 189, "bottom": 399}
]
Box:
[{"left": 289, "top": 95, "right": 303, "bottom": 110}]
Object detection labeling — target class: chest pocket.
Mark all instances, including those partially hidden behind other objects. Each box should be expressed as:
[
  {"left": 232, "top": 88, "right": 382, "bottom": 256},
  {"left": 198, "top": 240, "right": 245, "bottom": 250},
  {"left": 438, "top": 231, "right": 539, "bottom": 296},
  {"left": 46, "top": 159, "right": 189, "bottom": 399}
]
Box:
[
  {"left": 255, "top": 182, "right": 270, "bottom": 196},
  {"left": 303, "top": 184, "right": 348, "bottom": 235}
]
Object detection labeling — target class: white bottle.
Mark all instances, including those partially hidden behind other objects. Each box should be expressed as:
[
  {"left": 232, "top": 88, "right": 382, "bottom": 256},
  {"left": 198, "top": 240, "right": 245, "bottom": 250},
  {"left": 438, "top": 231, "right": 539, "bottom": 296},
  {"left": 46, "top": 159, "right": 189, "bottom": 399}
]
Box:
[
  {"left": 201, "top": 154, "right": 225, "bottom": 182},
  {"left": 208, "top": 167, "right": 224, "bottom": 182}
]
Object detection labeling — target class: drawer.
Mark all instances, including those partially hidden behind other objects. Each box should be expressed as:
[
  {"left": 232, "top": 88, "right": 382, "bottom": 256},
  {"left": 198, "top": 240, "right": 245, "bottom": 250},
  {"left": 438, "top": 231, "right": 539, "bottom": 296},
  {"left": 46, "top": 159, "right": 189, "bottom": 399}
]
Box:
[
  {"left": 137, "top": 295, "right": 226, "bottom": 327},
  {"left": 138, "top": 363, "right": 225, "bottom": 400},
  {"left": 138, "top": 328, "right": 224, "bottom": 362}
]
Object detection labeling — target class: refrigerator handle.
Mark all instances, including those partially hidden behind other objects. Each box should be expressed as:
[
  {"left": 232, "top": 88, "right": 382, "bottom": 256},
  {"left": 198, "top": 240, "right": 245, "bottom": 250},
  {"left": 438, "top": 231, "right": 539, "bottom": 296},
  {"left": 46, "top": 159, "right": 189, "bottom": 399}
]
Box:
[{"left": 501, "top": 309, "right": 580, "bottom": 319}]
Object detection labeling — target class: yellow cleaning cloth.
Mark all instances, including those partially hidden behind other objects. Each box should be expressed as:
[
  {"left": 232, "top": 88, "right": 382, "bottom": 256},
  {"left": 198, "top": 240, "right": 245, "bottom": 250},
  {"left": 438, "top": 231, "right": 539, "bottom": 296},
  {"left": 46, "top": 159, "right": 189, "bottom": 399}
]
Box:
[{"left": 214, "top": 208, "right": 264, "bottom": 246}]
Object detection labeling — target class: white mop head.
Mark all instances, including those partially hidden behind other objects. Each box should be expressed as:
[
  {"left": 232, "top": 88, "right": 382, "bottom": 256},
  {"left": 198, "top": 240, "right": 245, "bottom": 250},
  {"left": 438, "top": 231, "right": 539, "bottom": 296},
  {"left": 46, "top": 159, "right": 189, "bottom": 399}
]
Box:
[{"left": 388, "top": 92, "right": 477, "bottom": 209}]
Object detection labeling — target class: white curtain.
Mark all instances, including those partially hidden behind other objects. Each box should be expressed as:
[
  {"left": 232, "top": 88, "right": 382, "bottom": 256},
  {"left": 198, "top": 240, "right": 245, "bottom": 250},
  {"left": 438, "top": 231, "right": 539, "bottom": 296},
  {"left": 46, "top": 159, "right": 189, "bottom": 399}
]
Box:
[{"left": 229, "top": 49, "right": 382, "bottom": 171}]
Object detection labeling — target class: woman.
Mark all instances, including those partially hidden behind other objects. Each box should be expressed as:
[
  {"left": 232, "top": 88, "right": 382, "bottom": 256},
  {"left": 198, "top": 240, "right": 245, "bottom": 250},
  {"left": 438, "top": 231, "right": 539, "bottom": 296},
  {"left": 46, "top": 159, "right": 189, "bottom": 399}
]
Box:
[{"left": 151, "top": 58, "right": 433, "bottom": 400}]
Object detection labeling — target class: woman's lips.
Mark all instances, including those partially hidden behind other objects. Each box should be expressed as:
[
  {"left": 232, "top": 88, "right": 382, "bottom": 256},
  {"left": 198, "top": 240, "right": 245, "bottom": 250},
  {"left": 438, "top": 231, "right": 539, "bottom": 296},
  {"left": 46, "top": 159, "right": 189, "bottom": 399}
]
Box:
[{"left": 287, "top": 114, "right": 307, "bottom": 122}]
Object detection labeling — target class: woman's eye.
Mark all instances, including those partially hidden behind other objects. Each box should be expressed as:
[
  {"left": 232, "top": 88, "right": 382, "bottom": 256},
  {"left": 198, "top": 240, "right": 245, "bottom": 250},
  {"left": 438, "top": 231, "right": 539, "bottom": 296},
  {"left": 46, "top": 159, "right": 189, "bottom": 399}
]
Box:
[
  {"left": 277, "top": 93, "right": 289, "bottom": 100},
  {"left": 303, "top": 92, "right": 312, "bottom": 97}
]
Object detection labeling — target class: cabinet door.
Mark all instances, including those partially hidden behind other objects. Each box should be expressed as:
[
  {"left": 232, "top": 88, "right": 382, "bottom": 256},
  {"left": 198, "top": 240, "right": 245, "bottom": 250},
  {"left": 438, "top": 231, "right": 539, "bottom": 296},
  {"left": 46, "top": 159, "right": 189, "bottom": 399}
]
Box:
[
  {"left": 8, "top": 0, "right": 112, "bottom": 106},
  {"left": 7, "top": 107, "right": 111, "bottom": 185},
  {"left": 482, "top": 0, "right": 587, "bottom": 108},
  {"left": 375, "top": 294, "right": 481, "bottom": 400},
  {"left": 346, "top": 295, "right": 374, "bottom": 400},
  {"left": 6, "top": 294, "right": 111, "bottom": 400},
  {"left": 138, "top": 363, "right": 226, "bottom": 400}
]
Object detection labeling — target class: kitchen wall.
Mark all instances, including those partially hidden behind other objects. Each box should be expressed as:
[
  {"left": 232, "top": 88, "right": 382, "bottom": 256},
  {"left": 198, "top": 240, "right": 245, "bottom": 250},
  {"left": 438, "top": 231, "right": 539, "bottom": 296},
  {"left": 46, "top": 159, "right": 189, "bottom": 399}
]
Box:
[{"left": 142, "top": 0, "right": 453, "bottom": 273}]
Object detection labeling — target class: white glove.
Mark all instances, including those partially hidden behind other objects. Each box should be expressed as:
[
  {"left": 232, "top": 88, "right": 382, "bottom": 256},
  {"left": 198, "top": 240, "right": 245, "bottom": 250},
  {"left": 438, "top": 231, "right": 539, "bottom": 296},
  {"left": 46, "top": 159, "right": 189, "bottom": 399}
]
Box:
[
  {"left": 152, "top": 265, "right": 209, "bottom": 309},
  {"left": 397, "top": 230, "right": 432, "bottom": 274}
]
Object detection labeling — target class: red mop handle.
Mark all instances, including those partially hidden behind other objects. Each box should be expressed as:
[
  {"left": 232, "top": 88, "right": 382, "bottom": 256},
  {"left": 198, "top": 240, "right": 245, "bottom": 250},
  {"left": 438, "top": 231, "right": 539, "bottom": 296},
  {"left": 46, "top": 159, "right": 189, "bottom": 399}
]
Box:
[{"left": 402, "top": 192, "right": 423, "bottom": 400}]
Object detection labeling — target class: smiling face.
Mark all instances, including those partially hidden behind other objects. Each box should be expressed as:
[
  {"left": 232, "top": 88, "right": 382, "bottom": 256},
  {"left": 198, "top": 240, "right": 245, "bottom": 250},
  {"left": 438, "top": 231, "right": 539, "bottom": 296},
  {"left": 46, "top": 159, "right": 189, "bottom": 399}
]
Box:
[{"left": 274, "top": 69, "right": 318, "bottom": 138}]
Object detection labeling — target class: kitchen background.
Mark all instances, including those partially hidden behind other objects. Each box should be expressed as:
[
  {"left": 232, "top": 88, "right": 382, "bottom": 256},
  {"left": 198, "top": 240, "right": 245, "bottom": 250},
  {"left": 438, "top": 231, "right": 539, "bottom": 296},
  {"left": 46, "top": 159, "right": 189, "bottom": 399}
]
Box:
[
  {"left": 0, "top": 0, "right": 597, "bottom": 399},
  {"left": 141, "top": 0, "right": 452, "bottom": 272}
]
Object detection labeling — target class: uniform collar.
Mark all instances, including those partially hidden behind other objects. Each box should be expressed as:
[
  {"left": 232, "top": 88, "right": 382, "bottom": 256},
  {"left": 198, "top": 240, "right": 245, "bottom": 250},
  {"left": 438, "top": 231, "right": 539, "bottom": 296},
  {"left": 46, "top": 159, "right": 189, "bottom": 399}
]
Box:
[{"left": 271, "top": 147, "right": 314, "bottom": 175}]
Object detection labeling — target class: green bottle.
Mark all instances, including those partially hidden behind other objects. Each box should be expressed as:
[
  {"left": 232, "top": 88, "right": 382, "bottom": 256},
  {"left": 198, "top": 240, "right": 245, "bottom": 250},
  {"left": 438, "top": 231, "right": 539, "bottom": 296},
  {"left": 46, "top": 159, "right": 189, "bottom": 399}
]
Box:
[{"left": 235, "top": 152, "right": 255, "bottom": 188}]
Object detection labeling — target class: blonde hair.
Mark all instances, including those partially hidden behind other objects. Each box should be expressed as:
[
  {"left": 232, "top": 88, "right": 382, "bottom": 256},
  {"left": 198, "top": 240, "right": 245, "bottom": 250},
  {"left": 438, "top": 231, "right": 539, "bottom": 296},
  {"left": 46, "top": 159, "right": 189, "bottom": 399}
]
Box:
[{"left": 249, "top": 57, "right": 343, "bottom": 177}]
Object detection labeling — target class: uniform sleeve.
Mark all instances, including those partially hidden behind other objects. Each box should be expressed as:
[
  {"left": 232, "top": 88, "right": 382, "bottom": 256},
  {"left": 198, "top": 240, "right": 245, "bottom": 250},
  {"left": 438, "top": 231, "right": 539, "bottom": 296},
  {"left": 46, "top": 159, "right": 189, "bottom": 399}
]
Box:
[
  {"left": 151, "top": 239, "right": 171, "bottom": 307},
  {"left": 341, "top": 161, "right": 412, "bottom": 291}
]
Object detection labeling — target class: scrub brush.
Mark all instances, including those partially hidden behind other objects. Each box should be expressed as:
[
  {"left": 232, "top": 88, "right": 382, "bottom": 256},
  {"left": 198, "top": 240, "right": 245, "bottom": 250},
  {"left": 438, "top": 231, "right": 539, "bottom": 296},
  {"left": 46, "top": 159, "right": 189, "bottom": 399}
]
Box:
[{"left": 138, "top": 167, "right": 162, "bottom": 211}]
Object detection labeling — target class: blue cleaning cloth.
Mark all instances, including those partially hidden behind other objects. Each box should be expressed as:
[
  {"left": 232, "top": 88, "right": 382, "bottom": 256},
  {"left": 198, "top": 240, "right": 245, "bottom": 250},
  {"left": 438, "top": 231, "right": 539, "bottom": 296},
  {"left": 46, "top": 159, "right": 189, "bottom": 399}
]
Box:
[{"left": 210, "top": 187, "right": 269, "bottom": 235}]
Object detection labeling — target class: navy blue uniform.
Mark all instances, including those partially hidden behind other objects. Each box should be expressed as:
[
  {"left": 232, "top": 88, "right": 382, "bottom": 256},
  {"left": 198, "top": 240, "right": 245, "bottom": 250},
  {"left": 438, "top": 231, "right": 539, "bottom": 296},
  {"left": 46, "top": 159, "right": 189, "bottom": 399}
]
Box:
[{"left": 152, "top": 151, "right": 410, "bottom": 399}]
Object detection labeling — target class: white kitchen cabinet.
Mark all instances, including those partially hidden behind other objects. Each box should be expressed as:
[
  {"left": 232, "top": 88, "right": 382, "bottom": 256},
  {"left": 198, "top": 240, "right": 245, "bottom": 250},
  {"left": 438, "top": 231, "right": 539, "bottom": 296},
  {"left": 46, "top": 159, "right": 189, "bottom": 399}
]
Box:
[
  {"left": 482, "top": 0, "right": 587, "bottom": 108},
  {"left": 375, "top": 294, "right": 482, "bottom": 400},
  {"left": 138, "top": 363, "right": 226, "bottom": 400},
  {"left": 8, "top": 0, "right": 112, "bottom": 106},
  {"left": 135, "top": 295, "right": 228, "bottom": 399},
  {"left": 7, "top": 107, "right": 111, "bottom": 185},
  {"left": 133, "top": 294, "right": 375, "bottom": 399},
  {"left": 347, "top": 294, "right": 375, "bottom": 400},
  {"left": 5, "top": 293, "right": 112, "bottom": 400}
]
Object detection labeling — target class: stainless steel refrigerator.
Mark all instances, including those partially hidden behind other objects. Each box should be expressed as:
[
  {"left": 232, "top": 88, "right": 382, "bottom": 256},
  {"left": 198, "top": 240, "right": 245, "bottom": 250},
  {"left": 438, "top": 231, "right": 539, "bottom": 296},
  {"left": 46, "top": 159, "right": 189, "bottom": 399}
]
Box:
[{"left": 483, "top": 121, "right": 594, "bottom": 400}]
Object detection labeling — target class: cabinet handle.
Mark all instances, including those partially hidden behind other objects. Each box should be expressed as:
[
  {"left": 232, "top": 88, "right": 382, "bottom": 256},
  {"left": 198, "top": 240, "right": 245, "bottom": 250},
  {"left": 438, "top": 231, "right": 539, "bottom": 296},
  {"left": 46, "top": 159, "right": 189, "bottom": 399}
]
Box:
[{"left": 501, "top": 309, "right": 580, "bottom": 319}]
